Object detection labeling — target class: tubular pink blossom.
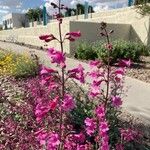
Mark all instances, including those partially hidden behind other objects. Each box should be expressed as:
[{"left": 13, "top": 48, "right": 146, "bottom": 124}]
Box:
[
  {"left": 39, "top": 34, "right": 55, "bottom": 41},
  {"left": 35, "top": 128, "right": 48, "bottom": 145},
  {"left": 89, "top": 60, "right": 102, "bottom": 68},
  {"left": 88, "top": 70, "right": 103, "bottom": 80},
  {"left": 67, "top": 64, "right": 85, "bottom": 83},
  {"left": 40, "top": 66, "right": 57, "bottom": 75},
  {"left": 65, "top": 36, "right": 76, "bottom": 42},
  {"left": 95, "top": 105, "right": 105, "bottom": 119},
  {"left": 114, "top": 68, "right": 125, "bottom": 82},
  {"left": 62, "top": 94, "right": 75, "bottom": 111},
  {"left": 35, "top": 103, "right": 50, "bottom": 122},
  {"left": 88, "top": 80, "right": 102, "bottom": 98},
  {"left": 118, "top": 59, "right": 131, "bottom": 67},
  {"left": 49, "top": 96, "right": 59, "bottom": 111},
  {"left": 66, "top": 31, "right": 81, "bottom": 37},
  {"left": 48, "top": 48, "right": 66, "bottom": 68},
  {"left": 45, "top": 37, "right": 56, "bottom": 42},
  {"left": 111, "top": 96, "right": 122, "bottom": 108},
  {"left": 84, "top": 118, "right": 96, "bottom": 136},
  {"left": 99, "top": 121, "right": 109, "bottom": 136},
  {"left": 47, "top": 133, "right": 60, "bottom": 149}
]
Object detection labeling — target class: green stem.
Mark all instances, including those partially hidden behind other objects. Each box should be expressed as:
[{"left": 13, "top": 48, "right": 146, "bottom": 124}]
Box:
[{"left": 104, "top": 28, "right": 111, "bottom": 109}]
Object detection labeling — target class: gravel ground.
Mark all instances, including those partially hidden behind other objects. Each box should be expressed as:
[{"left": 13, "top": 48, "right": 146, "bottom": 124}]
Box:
[
  {"left": 70, "top": 55, "right": 150, "bottom": 84},
  {"left": 126, "top": 56, "right": 150, "bottom": 83}
]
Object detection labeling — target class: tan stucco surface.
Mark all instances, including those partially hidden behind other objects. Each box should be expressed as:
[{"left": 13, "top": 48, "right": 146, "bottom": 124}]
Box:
[{"left": 0, "top": 7, "right": 149, "bottom": 54}]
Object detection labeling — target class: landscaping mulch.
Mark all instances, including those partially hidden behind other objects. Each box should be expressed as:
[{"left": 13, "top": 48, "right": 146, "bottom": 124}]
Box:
[{"left": 0, "top": 75, "right": 150, "bottom": 148}]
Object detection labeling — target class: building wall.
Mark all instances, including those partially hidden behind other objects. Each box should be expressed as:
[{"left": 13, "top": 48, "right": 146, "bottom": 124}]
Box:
[
  {"left": 2, "top": 13, "right": 28, "bottom": 29},
  {"left": 2, "top": 13, "right": 13, "bottom": 29},
  {"left": 0, "top": 21, "right": 131, "bottom": 54},
  {"left": 70, "top": 21, "right": 131, "bottom": 54},
  {"left": 12, "top": 13, "right": 26, "bottom": 28},
  {"left": 0, "top": 21, "right": 70, "bottom": 53}
]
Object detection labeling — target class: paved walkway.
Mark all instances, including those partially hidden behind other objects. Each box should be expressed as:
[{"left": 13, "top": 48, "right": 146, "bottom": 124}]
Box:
[{"left": 0, "top": 41, "right": 150, "bottom": 124}]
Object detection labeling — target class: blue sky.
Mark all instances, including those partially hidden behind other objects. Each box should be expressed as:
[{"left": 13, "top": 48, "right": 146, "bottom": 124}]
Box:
[{"left": 0, "top": 0, "right": 128, "bottom": 24}]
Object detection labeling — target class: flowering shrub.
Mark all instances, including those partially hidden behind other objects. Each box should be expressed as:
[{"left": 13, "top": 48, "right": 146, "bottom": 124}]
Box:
[
  {"left": 33, "top": 1, "right": 144, "bottom": 150},
  {"left": 0, "top": 51, "right": 39, "bottom": 78}
]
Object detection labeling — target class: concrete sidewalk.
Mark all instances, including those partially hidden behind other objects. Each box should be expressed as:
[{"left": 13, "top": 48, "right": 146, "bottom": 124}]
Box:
[{"left": 0, "top": 41, "right": 150, "bottom": 124}]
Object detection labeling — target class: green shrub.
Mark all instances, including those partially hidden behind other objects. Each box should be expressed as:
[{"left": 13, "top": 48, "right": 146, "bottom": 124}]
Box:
[
  {"left": 95, "top": 40, "right": 145, "bottom": 63},
  {"left": 75, "top": 40, "right": 149, "bottom": 63},
  {"left": 75, "top": 41, "right": 98, "bottom": 60}
]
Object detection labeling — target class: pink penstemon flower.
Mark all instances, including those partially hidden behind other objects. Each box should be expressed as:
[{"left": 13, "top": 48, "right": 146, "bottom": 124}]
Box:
[
  {"left": 99, "top": 121, "right": 109, "bottom": 136},
  {"left": 95, "top": 105, "right": 106, "bottom": 119},
  {"left": 49, "top": 96, "right": 59, "bottom": 111},
  {"left": 89, "top": 60, "right": 102, "bottom": 68},
  {"left": 65, "top": 31, "right": 81, "bottom": 42},
  {"left": 47, "top": 133, "right": 60, "bottom": 149},
  {"left": 66, "top": 31, "right": 81, "bottom": 37},
  {"left": 88, "top": 70, "right": 103, "bottom": 80},
  {"left": 48, "top": 48, "right": 66, "bottom": 68},
  {"left": 118, "top": 59, "right": 131, "bottom": 67},
  {"left": 35, "top": 103, "right": 50, "bottom": 122},
  {"left": 84, "top": 118, "right": 96, "bottom": 136},
  {"left": 35, "top": 128, "right": 48, "bottom": 145},
  {"left": 39, "top": 34, "right": 56, "bottom": 42},
  {"left": 88, "top": 80, "right": 102, "bottom": 98},
  {"left": 40, "top": 66, "right": 57, "bottom": 75},
  {"left": 114, "top": 68, "right": 125, "bottom": 82},
  {"left": 62, "top": 94, "right": 75, "bottom": 111},
  {"left": 111, "top": 96, "right": 122, "bottom": 108},
  {"left": 120, "top": 128, "right": 140, "bottom": 142},
  {"left": 67, "top": 64, "right": 85, "bottom": 83},
  {"left": 88, "top": 85, "right": 100, "bottom": 98}
]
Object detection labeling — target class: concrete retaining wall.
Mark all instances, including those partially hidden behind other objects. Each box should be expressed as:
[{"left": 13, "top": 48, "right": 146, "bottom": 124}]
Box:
[
  {"left": 0, "top": 7, "right": 149, "bottom": 54},
  {"left": 70, "top": 21, "right": 131, "bottom": 54},
  {"left": 0, "top": 21, "right": 131, "bottom": 54}
]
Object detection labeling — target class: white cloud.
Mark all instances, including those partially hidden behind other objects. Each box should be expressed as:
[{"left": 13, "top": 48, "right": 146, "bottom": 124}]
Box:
[
  {"left": 0, "top": 0, "right": 23, "bottom": 8},
  {"left": 0, "top": 9, "right": 9, "bottom": 14},
  {"left": 93, "top": 0, "right": 128, "bottom": 12},
  {"left": 0, "top": 6, "right": 10, "bottom": 9},
  {"left": 44, "top": 0, "right": 128, "bottom": 14}
]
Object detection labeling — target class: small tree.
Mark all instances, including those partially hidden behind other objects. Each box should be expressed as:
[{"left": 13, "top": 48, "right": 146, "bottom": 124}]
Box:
[
  {"left": 34, "top": 8, "right": 43, "bottom": 22},
  {"left": 135, "top": 0, "right": 150, "bottom": 15},
  {"left": 26, "top": 8, "right": 43, "bottom": 26},
  {"left": 26, "top": 9, "right": 34, "bottom": 27}
]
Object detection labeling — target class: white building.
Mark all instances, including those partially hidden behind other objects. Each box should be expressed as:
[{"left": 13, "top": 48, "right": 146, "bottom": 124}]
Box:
[{"left": 2, "top": 13, "right": 29, "bottom": 30}]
